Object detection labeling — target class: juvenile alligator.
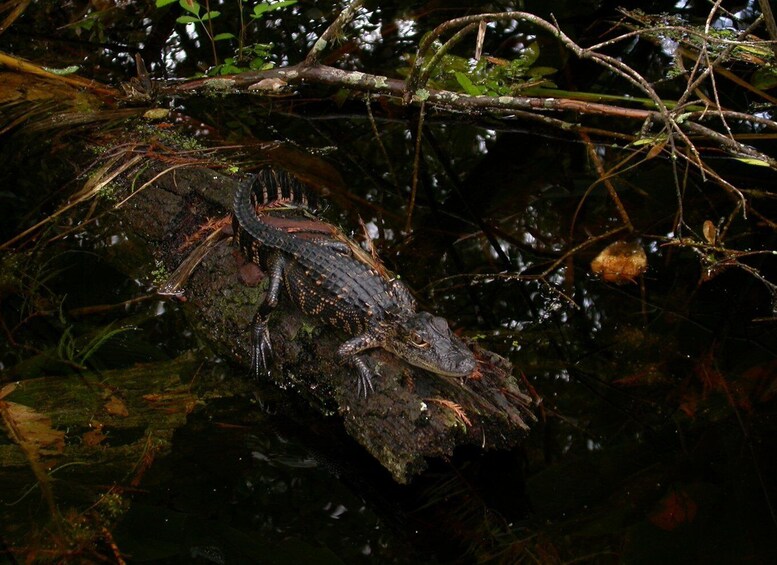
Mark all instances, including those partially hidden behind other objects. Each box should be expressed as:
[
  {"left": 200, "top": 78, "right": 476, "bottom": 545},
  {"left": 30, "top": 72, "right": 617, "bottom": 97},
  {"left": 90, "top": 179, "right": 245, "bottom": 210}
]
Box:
[{"left": 232, "top": 168, "right": 476, "bottom": 395}]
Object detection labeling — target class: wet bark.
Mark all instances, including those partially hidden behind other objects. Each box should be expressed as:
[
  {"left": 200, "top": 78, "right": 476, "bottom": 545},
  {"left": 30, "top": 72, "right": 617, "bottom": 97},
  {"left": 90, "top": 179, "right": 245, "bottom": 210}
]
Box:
[{"left": 116, "top": 162, "right": 536, "bottom": 483}]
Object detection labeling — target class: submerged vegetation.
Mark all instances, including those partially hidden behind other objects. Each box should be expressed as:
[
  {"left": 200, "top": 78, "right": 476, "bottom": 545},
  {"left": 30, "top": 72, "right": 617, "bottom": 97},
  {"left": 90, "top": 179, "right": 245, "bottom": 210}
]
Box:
[{"left": 1, "top": 0, "right": 776, "bottom": 562}]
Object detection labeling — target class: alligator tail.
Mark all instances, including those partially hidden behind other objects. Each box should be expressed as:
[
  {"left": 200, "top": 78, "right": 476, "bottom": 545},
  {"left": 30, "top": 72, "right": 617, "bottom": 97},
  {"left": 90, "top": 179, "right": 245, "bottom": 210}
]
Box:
[
  {"left": 233, "top": 174, "right": 290, "bottom": 251},
  {"left": 252, "top": 168, "right": 318, "bottom": 211}
]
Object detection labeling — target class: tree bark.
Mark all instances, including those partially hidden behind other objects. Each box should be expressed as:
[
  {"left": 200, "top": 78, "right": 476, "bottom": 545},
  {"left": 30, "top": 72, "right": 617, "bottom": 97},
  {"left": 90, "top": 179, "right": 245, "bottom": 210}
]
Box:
[{"left": 116, "top": 161, "right": 536, "bottom": 483}]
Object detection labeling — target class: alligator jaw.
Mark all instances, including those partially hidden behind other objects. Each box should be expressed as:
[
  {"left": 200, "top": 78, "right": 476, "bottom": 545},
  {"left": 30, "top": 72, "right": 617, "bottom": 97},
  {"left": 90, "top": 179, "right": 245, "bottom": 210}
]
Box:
[{"left": 386, "top": 312, "right": 476, "bottom": 378}]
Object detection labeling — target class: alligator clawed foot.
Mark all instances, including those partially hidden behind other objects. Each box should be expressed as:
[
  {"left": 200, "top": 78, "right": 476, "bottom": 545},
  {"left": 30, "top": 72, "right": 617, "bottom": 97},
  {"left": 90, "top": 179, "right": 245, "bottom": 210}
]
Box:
[
  {"left": 351, "top": 355, "right": 376, "bottom": 398},
  {"left": 251, "top": 320, "right": 273, "bottom": 379},
  {"left": 356, "top": 370, "right": 375, "bottom": 398}
]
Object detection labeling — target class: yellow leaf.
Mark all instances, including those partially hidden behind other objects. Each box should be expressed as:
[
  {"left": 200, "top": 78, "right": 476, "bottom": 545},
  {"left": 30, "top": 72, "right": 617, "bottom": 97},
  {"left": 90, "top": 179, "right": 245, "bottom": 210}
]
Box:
[
  {"left": 735, "top": 157, "right": 770, "bottom": 167},
  {"left": 591, "top": 240, "right": 647, "bottom": 284},
  {"left": 633, "top": 134, "right": 666, "bottom": 147}
]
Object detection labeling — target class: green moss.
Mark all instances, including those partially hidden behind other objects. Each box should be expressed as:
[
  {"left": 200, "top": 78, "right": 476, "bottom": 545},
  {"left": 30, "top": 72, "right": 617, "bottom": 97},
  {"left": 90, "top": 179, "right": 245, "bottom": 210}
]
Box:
[
  {"left": 151, "top": 260, "right": 169, "bottom": 286},
  {"left": 133, "top": 123, "right": 204, "bottom": 152},
  {"left": 97, "top": 182, "right": 118, "bottom": 202},
  {"left": 203, "top": 78, "right": 236, "bottom": 94},
  {"left": 299, "top": 320, "right": 316, "bottom": 337}
]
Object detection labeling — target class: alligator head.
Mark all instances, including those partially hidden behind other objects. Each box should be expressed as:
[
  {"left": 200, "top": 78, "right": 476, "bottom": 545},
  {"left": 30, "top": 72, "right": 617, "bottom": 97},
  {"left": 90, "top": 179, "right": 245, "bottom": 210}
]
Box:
[{"left": 386, "top": 311, "right": 476, "bottom": 377}]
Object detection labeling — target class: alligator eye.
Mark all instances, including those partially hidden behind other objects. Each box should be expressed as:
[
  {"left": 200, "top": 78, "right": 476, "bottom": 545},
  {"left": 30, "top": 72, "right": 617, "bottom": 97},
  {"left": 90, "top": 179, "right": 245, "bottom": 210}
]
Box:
[{"left": 409, "top": 331, "right": 430, "bottom": 349}]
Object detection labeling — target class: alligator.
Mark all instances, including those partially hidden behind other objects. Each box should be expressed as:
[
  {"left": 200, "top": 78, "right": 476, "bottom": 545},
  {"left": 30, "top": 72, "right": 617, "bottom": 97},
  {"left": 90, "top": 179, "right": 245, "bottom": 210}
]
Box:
[{"left": 232, "top": 168, "right": 477, "bottom": 396}]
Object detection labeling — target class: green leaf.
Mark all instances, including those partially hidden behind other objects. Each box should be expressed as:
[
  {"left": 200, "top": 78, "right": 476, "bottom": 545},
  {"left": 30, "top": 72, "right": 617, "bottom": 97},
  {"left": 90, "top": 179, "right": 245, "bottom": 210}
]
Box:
[
  {"left": 482, "top": 80, "right": 508, "bottom": 96},
  {"left": 454, "top": 71, "right": 483, "bottom": 96},
  {"left": 734, "top": 157, "right": 771, "bottom": 167},
  {"left": 213, "top": 32, "right": 235, "bottom": 41},
  {"left": 528, "top": 66, "right": 557, "bottom": 78},
  {"left": 519, "top": 42, "right": 540, "bottom": 67},
  {"left": 735, "top": 44, "right": 771, "bottom": 57},
  {"left": 178, "top": 0, "right": 200, "bottom": 15},
  {"left": 437, "top": 53, "right": 470, "bottom": 75},
  {"left": 252, "top": 0, "right": 296, "bottom": 18},
  {"left": 176, "top": 15, "right": 199, "bottom": 24},
  {"left": 74, "top": 17, "right": 95, "bottom": 31},
  {"left": 632, "top": 135, "right": 665, "bottom": 146},
  {"left": 219, "top": 65, "right": 242, "bottom": 75},
  {"left": 78, "top": 325, "right": 135, "bottom": 365},
  {"left": 750, "top": 68, "right": 777, "bottom": 91},
  {"left": 264, "top": 0, "right": 297, "bottom": 11},
  {"left": 155, "top": 0, "right": 178, "bottom": 6},
  {"left": 200, "top": 10, "right": 220, "bottom": 21},
  {"left": 249, "top": 57, "right": 268, "bottom": 69}
]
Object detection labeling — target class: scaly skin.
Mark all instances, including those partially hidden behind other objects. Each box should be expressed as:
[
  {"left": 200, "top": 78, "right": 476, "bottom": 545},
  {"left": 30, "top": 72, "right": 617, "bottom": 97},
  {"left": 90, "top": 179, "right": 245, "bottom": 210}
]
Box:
[{"left": 233, "top": 168, "right": 476, "bottom": 396}]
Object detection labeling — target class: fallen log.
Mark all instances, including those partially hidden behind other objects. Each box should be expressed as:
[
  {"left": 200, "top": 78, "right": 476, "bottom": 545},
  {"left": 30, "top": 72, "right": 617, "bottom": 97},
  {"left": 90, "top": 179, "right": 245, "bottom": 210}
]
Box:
[{"left": 115, "top": 160, "right": 536, "bottom": 483}]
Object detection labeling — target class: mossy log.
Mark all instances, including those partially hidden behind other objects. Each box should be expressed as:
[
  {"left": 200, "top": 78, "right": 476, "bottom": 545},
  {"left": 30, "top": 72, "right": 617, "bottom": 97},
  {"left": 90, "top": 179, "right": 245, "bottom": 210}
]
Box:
[{"left": 112, "top": 163, "right": 536, "bottom": 483}]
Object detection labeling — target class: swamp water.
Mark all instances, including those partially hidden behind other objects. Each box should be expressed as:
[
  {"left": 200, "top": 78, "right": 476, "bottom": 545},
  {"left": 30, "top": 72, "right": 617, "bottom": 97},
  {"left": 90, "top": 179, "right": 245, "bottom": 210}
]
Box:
[{"left": 1, "top": 0, "right": 776, "bottom": 562}]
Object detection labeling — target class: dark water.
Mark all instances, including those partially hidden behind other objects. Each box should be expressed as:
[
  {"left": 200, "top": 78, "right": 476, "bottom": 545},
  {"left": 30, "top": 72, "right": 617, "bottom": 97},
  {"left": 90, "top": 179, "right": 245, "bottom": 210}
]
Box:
[{"left": 2, "top": 0, "right": 777, "bottom": 563}]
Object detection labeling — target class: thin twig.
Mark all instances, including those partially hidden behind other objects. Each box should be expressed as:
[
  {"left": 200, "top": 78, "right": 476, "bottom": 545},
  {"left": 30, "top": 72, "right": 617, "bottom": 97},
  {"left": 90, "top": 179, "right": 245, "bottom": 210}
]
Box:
[
  {"left": 758, "top": 0, "right": 777, "bottom": 59},
  {"left": 405, "top": 101, "right": 425, "bottom": 233},
  {"left": 204, "top": 0, "right": 218, "bottom": 67},
  {"left": 580, "top": 132, "right": 634, "bottom": 232},
  {"left": 364, "top": 93, "right": 399, "bottom": 193},
  {"left": 304, "top": 0, "right": 365, "bottom": 66}
]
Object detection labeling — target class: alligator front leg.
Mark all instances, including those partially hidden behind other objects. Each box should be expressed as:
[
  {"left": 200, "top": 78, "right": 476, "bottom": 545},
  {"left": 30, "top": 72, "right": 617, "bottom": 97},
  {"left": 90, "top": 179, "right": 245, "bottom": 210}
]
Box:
[
  {"left": 337, "top": 332, "right": 382, "bottom": 397},
  {"left": 250, "top": 254, "right": 286, "bottom": 378}
]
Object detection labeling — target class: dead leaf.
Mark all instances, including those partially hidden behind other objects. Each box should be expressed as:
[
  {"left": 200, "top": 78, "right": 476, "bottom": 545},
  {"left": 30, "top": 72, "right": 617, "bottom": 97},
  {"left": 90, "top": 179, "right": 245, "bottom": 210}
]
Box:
[
  {"left": 485, "top": 56, "right": 510, "bottom": 66},
  {"left": 590, "top": 240, "right": 647, "bottom": 283},
  {"left": 612, "top": 365, "right": 669, "bottom": 387},
  {"left": 142, "top": 388, "right": 197, "bottom": 415},
  {"left": 702, "top": 220, "right": 717, "bottom": 245},
  {"left": 83, "top": 428, "right": 107, "bottom": 446},
  {"left": 0, "top": 400, "right": 65, "bottom": 457},
  {"left": 428, "top": 397, "right": 472, "bottom": 427},
  {"left": 0, "top": 383, "right": 16, "bottom": 400},
  {"left": 105, "top": 395, "right": 129, "bottom": 417},
  {"left": 645, "top": 139, "right": 667, "bottom": 160},
  {"left": 649, "top": 489, "right": 698, "bottom": 530}
]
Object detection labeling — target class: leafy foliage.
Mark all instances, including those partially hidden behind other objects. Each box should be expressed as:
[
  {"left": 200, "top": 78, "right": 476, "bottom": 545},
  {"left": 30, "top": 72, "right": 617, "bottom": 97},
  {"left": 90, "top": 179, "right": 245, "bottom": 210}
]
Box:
[
  {"left": 419, "top": 42, "right": 557, "bottom": 96},
  {"left": 155, "top": 0, "right": 297, "bottom": 75}
]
